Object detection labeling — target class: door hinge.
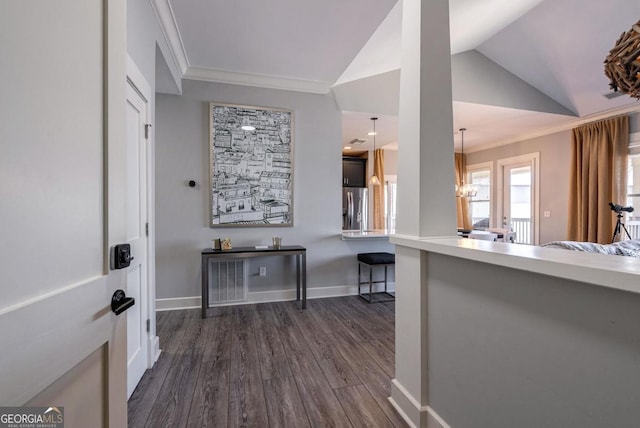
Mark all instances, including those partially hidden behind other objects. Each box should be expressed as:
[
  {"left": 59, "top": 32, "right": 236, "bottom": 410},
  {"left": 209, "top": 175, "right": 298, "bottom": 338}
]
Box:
[
  {"left": 145, "top": 222, "right": 149, "bottom": 237},
  {"left": 146, "top": 319, "right": 150, "bottom": 333},
  {"left": 144, "top": 123, "right": 152, "bottom": 139}
]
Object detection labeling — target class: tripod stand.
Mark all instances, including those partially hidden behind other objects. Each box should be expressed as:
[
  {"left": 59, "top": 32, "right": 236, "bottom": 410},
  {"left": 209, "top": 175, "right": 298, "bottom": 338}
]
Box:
[{"left": 611, "top": 212, "right": 632, "bottom": 243}]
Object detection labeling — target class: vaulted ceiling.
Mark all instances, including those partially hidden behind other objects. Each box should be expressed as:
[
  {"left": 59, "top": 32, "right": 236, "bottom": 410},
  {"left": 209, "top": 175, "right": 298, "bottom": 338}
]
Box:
[{"left": 153, "top": 0, "right": 640, "bottom": 151}]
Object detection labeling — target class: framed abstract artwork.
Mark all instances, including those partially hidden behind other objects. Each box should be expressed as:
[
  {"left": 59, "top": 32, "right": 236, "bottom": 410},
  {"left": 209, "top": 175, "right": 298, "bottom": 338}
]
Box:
[{"left": 209, "top": 103, "right": 294, "bottom": 227}]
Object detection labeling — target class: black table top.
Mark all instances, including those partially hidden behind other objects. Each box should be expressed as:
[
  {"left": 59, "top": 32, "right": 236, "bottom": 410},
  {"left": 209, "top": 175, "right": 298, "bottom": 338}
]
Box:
[{"left": 202, "top": 245, "right": 306, "bottom": 255}]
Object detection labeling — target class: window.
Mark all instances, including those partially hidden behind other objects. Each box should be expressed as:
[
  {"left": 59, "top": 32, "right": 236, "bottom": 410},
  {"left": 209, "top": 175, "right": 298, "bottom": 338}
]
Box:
[
  {"left": 467, "top": 162, "right": 492, "bottom": 229},
  {"left": 384, "top": 180, "right": 397, "bottom": 231}
]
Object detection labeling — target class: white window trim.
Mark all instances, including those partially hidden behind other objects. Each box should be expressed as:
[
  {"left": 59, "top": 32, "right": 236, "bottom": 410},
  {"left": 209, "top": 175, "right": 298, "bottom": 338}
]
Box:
[
  {"left": 497, "top": 152, "right": 540, "bottom": 245},
  {"left": 629, "top": 132, "right": 640, "bottom": 155},
  {"left": 466, "top": 161, "right": 493, "bottom": 227}
]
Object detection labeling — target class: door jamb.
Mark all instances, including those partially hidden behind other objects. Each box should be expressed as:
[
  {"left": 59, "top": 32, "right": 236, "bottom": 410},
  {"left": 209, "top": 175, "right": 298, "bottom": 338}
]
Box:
[
  {"left": 497, "top": 152, "right": 540, "bottom": 245},
  {"left": 126, "top": 56, "right": 159, "bottom": 368}
]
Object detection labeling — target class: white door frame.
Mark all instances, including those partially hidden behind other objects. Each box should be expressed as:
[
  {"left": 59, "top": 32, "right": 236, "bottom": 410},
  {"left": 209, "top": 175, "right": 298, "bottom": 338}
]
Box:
[
  {"left": 126, "top": 56, "right": 160, "bottom": 371},
  {"left": 497, "top": 153, "right": 540, "bottom": 245}
]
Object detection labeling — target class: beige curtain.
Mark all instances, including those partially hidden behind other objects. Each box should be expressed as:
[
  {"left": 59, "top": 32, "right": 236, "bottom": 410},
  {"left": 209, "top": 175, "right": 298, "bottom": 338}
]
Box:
[
  {"left": 372, "top": 149, "right": 385, "bottom": 229},
  {"left": 568, "top": 116, "right": 628, "bottom": 243},
  {"left": 455, "top": 152, "right": 472, "bottom": 229}
]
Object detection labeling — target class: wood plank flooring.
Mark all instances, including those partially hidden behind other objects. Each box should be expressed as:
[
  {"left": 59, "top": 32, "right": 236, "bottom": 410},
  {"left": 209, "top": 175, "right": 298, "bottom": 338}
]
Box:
[{"left": 128, "top": 296, "right": 407, "bottom": 427}]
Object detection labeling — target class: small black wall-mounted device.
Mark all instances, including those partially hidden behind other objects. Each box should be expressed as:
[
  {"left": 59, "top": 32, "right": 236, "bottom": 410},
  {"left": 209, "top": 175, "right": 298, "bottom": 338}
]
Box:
[
  {"left": 188, "top": 180, "right": 196, "bottom": 187},
  {"left": 112, "top": 243, "right": 134, "bottom": 270}
]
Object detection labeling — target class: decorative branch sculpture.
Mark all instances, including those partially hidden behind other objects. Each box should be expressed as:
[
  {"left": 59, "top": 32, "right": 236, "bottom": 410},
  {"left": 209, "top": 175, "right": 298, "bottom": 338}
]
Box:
[{"left": 604, "top": 20, "right": 640, "bottom": 99}]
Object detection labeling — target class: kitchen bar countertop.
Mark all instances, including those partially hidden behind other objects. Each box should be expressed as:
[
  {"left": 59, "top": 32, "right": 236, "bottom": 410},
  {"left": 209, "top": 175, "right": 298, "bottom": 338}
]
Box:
[
  {"left": 341, "top": 229, "right": 394, "bottom": 240},
  {"left": 391, "top": 234, "right": 640, "bottom": 295}
]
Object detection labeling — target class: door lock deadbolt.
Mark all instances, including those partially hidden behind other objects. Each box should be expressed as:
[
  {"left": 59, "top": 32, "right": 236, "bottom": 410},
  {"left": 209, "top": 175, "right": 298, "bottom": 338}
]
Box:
[{"left": 112, "top": 243, "right": 134, "bottom": 270}]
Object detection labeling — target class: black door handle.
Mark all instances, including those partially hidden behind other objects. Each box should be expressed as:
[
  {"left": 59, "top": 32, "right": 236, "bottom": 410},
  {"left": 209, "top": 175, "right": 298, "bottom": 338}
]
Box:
[{"left": 111, "top": 289, "right": 135, "bottom": 315}]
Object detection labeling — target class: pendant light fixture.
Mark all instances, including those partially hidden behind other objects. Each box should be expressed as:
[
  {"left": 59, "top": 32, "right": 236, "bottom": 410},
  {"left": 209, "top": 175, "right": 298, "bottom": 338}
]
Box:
[
  {"left": 457, "top": 128, "right": 478, "bottom": 198},
  {"left": 369, "top": 117, "right": 381, "bottom": 186}
]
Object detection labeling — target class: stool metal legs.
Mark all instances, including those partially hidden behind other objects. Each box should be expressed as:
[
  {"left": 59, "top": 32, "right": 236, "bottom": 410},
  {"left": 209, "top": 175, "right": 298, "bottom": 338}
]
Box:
[{"left": 358, "top": 262, "right": 395, "bottom": 303}]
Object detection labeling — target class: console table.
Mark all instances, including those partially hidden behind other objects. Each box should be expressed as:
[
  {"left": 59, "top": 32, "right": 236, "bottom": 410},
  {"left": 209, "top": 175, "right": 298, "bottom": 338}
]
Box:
[{"left": 201, "top": 245, "right": 307, "bottom": 318}]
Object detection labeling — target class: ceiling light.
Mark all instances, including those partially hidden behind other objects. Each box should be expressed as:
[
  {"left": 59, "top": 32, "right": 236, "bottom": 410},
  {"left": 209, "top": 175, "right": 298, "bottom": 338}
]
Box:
[
  {"left": 344, "top": 146, "right": 352, "bottom": 150},
  {"left": 368, "top": 131, "right": 376, "bottom": 136},
  {"left": 241, "top": 125, "right": 256, "bottom": 131},
  {"left": 456, "top": 128, "right": 478, "bottom": 198}
]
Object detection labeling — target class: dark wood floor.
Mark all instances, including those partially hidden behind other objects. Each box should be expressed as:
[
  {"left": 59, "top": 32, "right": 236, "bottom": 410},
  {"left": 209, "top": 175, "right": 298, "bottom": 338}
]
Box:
[{"left": 128, "top": 296, "right": 406, "bottom": 427}]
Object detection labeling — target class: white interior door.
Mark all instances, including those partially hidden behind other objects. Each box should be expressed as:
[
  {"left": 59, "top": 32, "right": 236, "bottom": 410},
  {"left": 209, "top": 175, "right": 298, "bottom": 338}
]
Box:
[
  {"left": 0, "top": 0, "right": 128, "bottom": 425},
  {"left": 125, "top": 79, "right": 150, "bottom": 398},
  {"left": 498, "top": 153, "right": 540, "bottom": 245}
]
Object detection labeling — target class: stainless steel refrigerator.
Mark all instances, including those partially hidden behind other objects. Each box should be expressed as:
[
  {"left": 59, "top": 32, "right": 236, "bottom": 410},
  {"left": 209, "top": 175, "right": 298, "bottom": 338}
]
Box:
[{"left": 342, "top": 187, "right": 368, "bottom": 230}]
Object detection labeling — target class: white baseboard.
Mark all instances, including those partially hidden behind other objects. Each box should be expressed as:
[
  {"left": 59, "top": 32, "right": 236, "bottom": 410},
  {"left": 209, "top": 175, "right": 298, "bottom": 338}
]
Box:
[
  {"left": 426, "top": 407, "right": 450, "bottom": 428},
  {"left": 155, "top": 283, "right": 395, "bottom": 312},
  {"left": 155, "top": 296, "right": 201, "bottom": 311},
  {"left": 389, "top": 379, "right": 450, "bottom": 428},
  {"left": 388, "top": 396, "right": 417, "bottom": 428},
  {"left": 148, "top": 335, "right": 161, "bottom": 367}
]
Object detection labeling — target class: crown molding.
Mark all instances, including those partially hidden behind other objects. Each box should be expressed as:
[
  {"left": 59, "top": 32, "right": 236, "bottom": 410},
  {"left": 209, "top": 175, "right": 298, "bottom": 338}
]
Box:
[
  {"left": 183, "top": 66, "right": 332, "bottom": 94},
  {"left": 149, "top": 0, "right": 189, "bottom": 75},
  {"left": 466, "top": 102, "right": 640, "bottom": 153},
  {"left": 149, "top": 0, "right": 332, "bottom": 94}
]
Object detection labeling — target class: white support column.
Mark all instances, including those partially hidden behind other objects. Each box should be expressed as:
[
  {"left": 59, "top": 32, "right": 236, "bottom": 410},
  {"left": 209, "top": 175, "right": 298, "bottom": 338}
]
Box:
[
  {"left": 395, "top": 0, "right": 456, "bottom": 239},
  {"left": 390, "top": 0, "right": 456, "bottom": 426}
]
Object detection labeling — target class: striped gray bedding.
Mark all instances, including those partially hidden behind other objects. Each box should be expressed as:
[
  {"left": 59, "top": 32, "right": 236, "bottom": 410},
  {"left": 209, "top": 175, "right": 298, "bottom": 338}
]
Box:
[{"left": 541, "top": 239, "right": 640, "bottom": 257}]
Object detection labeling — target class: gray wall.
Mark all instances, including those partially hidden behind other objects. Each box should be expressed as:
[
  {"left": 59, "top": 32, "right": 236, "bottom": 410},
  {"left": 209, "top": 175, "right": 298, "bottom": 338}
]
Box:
[
  {"left": 630, "top": 112, "right": 640, "bottom": 133},
  {"left": 428, "top": 253, "right": 640, "bottom": 428},
  {"left": 155, "top": 80, "right": 394, "bottom": 300},
  {"left": 466, "top": 112, "right": 640, "bottom": 244},
  {"left": 466, "top": 130, "right": 571, "bottom": 244},
  {"left": 127, "top": 0, "right": 180, "bottom": 92},
  {"left": 127, "top": 0, "right": 156, "bottom": 86},
  {"left": 451, "top": 50, "right": 575, "bottom": 116}
]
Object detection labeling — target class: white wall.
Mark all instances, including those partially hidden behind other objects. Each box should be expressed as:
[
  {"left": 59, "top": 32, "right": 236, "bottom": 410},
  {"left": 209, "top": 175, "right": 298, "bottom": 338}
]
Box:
[{"left": 155, "top": 80, "right": 395, "bottom": 301}]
